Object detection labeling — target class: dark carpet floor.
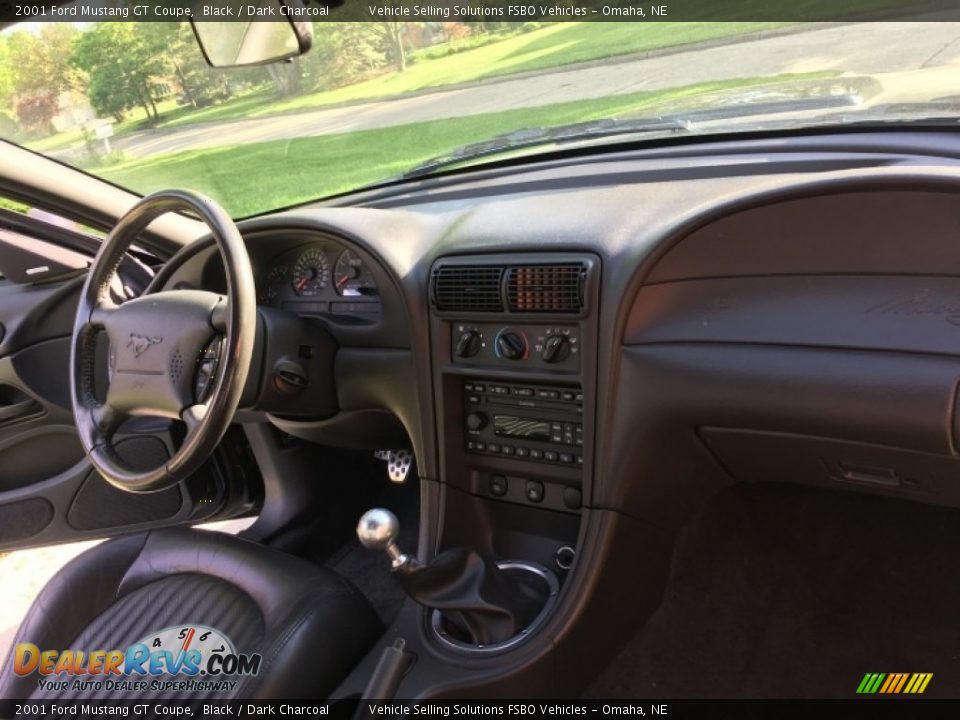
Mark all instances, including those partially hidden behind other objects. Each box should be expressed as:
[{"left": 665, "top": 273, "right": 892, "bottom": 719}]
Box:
[
  {"left": 584, "top": 482, "right": 960, "bottom": 698},
  {"left": 324, "top": 477, "right": 419, "bottom": 625}
]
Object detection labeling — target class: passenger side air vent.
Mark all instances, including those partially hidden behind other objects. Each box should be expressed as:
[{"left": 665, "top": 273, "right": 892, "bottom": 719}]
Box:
[
  {"left": 431, "top": 265, "right": 505, "bottom": 312},
  {"left": 506, "top": 264, "right": 585, "bottom": 313}
]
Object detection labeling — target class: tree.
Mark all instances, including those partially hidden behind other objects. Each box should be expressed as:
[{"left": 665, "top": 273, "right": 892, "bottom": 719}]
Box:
[
  {"left": 72, "top": 24, "right": 169, "bottom": 123},
  {"left": 305, "top": 23, "right": 389, "bottom": 91},
  {"left": 12, "top": 92, "right": 58, "bottom": 135},
  {"left": 373, "top": 22, "right": 408, "bottom": 73},
  {"left": 4, "top": 25, "right": 84, "bottom": 133},
  {"left": 145, "top": 23, "right": 231, "bottom": 108}
]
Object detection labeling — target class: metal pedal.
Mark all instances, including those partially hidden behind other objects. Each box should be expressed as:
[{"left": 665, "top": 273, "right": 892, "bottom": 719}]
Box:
[{"left": 374, "top": 450, "right": 414, "bottom": 483}]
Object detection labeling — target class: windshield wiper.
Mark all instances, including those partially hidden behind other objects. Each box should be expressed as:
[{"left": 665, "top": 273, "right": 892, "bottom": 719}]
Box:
[{"left": 398, "top": 116, "right": 692, "bottom": 180}]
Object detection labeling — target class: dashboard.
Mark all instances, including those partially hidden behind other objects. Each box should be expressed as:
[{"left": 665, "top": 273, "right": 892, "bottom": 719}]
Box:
[{"left": 153, "top": 129, "right": 960, "bottom": 534}]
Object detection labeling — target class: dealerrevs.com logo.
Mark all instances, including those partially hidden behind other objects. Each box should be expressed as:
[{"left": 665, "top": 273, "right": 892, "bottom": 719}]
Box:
[{"left": 12, "top": 625, "right": 261, "bottom": 694}]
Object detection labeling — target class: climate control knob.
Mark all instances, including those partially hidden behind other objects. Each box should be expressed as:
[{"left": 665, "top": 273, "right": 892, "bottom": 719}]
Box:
[
  {"left": 466, "top": 412, "right": 488, "bottom": 431},
  {"left": 543, "top": 334, "right": 571, "bottom": 364},
  {"left": 455, "top": 329, "right": 482, "bottom": 358},
  {"left": 495, "top": 330, "right": 527, "bottom": 360}
]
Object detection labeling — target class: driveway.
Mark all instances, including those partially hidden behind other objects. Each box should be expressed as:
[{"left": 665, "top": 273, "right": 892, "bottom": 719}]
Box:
[{"left": 102, "top": 21, "right": 960, "bottom": 160}]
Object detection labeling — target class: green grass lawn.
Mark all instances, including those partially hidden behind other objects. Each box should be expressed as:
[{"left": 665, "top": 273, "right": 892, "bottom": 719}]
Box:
[
  {"left": 97, "top": 72, "right": 829, "bottom": 218},
  {"left": 27, "top": 21, "right": 783, "bottom": 152}
]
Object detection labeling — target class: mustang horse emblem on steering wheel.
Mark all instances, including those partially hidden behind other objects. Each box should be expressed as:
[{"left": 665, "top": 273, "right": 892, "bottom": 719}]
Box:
[{"left": 127, "top": 333, "right": 163, "bottom": 358}]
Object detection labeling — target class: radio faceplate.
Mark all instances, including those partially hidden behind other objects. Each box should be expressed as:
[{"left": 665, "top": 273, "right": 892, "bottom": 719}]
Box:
[{"left": 463, "top": 378, "right": 583, "bottom": 469}]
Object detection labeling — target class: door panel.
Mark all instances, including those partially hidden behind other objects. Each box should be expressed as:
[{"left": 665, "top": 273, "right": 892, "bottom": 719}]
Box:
[{"left": 0, "top": 225, "right": 258, "bottom": 551}]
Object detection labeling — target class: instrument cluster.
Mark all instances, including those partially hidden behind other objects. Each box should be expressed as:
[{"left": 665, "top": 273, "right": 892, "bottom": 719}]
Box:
[{"left": 258, "top": 243, "right": 381, "bottom": 322}]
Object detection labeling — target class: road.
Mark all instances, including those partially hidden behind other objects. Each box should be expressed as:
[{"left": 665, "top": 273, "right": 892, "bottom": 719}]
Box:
[{"left": 100, "top": 21, "right": 960, "bottom": 160}]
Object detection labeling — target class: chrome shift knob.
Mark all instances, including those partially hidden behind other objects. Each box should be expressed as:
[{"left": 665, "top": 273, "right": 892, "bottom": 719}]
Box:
[
  {"left": 357, "top": 508, "right": 399, "bottom": 550},
  {"left": 357, "top": 508, "right": 419, "bottom": 572}
]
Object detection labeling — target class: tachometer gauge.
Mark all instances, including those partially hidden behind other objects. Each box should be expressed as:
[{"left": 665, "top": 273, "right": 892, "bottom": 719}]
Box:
[
  {"left": 291, "top": 248, "right": 330, "bottom": 296},
  {"left": 333, "top": 249, "right": 378, "bottom": 297}
]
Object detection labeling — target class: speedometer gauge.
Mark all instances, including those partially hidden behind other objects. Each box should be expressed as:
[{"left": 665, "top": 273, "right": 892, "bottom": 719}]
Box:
[
  {"left": 333, "top": 249, "right": 378, "bottom": 297},
  {"left": 291, "top": 248, "right": 330, "bottom": 296}
]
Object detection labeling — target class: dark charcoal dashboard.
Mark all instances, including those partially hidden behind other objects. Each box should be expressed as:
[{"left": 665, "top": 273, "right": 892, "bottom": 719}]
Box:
[{"left": 146, "top": 129, "right": 960, "bottom": 695}]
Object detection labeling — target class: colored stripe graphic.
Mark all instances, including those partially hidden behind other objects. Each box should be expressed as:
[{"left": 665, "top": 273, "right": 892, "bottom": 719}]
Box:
[{"left": 857, "top": 672, "right": 932, "bottom": 694}]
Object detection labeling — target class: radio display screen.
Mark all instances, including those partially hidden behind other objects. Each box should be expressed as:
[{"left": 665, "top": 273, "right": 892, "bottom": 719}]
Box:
[{"left": 494, "top": 415, "right": 552, "bottom": 440}]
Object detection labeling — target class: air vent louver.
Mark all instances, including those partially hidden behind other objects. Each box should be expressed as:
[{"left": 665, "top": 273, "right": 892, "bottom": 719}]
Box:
[
  {"left": 431, "top": 265, "right": 505, "bottom": 312},
  {"left": 506, "top": 264, "right": 584, "bottom": 313}
]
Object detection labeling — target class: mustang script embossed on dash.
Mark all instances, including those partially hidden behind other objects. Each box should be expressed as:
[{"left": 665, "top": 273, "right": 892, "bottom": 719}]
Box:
[{"left": 866, "top": 289, "right": 960, "bottom": 327}]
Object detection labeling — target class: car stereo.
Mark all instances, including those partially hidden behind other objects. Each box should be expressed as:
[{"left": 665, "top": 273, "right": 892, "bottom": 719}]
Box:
[{"left": 463, "top": 378, "right": 583, "bottom": 468}]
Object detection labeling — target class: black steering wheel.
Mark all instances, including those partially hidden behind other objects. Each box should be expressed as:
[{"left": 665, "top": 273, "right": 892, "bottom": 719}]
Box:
[{"left": 70, "top": 190, "right": 256, "bottom": 492}]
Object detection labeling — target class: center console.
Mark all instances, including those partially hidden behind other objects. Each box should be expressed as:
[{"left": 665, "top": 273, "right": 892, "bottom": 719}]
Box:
[{"left": 425, "top": 252, "right": 600, "bottom": 653}]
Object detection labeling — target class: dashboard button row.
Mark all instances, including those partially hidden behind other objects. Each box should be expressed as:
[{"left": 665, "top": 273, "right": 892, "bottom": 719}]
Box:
[{"left": 466, "top": 440, "right": 581, "bottom": 466}]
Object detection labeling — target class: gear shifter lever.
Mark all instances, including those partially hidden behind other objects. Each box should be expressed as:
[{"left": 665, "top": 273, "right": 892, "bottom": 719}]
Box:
[
  {"left": 357, "top": 508, "right": 547, "bottom": 646},
  {"left": 357, "top": 508, "right": 420, "bottom": 572}
]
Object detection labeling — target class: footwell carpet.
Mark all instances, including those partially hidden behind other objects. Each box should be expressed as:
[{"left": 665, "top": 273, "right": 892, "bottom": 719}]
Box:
[{"left": 585, "top": 483, "right": 960, "bottom": 698}]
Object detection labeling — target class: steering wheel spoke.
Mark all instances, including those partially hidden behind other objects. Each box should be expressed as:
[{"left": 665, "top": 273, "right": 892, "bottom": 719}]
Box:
[
  {"left": 181, "top": 402, "right": 210, "bottom": 436},
  {"left": 88, "top": 297, "right": 118, "bottom": 330},
  {"left": 210, "top": 296, "right": 229, "bottom": 332},
  {"left": 91, "top": 403, "right": 125, "bottom": 442}
]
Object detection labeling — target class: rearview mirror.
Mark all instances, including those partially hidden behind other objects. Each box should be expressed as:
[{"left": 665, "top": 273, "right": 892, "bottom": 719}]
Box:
[{"left": 191, "top": 0, "right": 314, "bottom": 68}]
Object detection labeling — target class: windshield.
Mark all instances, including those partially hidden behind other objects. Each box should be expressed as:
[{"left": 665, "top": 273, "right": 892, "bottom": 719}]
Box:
[{"left": 3, "top": 17, "right": 960, "bottom": 217}]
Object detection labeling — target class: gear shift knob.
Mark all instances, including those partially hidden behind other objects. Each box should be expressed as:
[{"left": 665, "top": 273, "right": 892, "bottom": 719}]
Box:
[
  {"left": 357, "top": 508, "right": 399, "bottom": 550},
  {"left": 357, "top": 508, "right": 417, "bottom": 571}
]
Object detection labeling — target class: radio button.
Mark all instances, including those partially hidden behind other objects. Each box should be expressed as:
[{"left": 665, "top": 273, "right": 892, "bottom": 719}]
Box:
[
  {"left": 525, "top": 480, "right": 545, "bottom": 503},
  {"left": 475, "top": 441, "right": 486, "bottom": 451},
  {"left": 487, "top": 443, "right": 501, "bottom": 453},
  {"left": 545, "top": 451, "right": 559, "bottom": 462},
  {"left": 560, "top": 453, "right": 574, "bottom": 464},
  {"left": 474, "top": 384, "right": 485, "bottom": 392},
  {"left": 563, "top": 486, "right": 582, "bottom": 510},
  {"left": 516, "top": 447, "right": 530, "bottom": 458},
  {"left": 562, "top": 391, "right": 576, "bottom": 401},
  {"left": 466, "top": 412, "right": 488, "bottom": 431},
  {"left": 513, "top": 387, "right": 534, "bottom": 397},
  {"left": 530, "top": 449, "right": 544, "bottom": 460},
  {"left": 501, "top": 445, "right": 515, "bottom": 456},
  {"left": 536, "top": 389, "right": 560, "bottom": 400}
]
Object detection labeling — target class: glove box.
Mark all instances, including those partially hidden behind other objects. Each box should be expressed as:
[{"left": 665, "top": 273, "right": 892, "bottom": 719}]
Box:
[{"left": 699, "top": 427, "right": 960, "bottom": 508}]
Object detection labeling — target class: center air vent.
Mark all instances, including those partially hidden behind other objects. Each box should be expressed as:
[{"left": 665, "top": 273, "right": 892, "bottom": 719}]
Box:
[
  {"left": 506, "top": 264, "right": 585, "bottom": 313},
  {"left": 431, "top": 265, "right": 505, "bottom": 312}
]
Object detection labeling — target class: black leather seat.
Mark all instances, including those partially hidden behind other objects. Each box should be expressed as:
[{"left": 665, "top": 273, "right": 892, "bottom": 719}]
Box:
[{"left": 0, "top": 527, "right": 383, "bottom": 700}]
